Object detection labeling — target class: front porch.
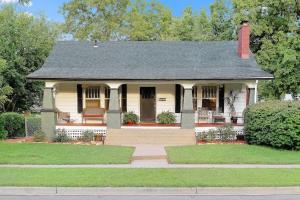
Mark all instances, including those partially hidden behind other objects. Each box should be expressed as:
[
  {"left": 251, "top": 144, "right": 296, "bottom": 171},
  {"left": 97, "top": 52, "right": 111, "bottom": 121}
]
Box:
[{"left": 41, "top": 80, "right": 257, "bottom": 140}]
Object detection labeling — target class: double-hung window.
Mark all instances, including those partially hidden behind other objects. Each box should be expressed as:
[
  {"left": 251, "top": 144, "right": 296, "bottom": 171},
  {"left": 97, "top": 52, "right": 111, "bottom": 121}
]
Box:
[
  {"left": 202, "top": 86, "right": 217, "bottom": 111},
  {"left": 85, "top": 87, "right": 101, "bottom": 108}
]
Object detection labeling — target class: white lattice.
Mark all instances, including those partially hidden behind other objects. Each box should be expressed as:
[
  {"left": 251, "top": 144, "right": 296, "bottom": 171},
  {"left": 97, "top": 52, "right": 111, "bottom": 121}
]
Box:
[
  {"left": 195, "top": 126, "right": 244, "bottom": 140},
  {"left": 56, "top": 126, "right": 107, "bottom": 140}
]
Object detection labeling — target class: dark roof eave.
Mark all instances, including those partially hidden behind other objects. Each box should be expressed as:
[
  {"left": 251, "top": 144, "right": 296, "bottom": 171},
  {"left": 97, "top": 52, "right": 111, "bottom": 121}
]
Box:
[{"left": 27, "top": 76, "right": 274, "bottom": 81}]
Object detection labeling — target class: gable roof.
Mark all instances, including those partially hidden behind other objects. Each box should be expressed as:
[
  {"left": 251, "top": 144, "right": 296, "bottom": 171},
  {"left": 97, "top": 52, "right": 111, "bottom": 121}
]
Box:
[{"left": 27, "top": 41, "right": 273, "bottom": 81}]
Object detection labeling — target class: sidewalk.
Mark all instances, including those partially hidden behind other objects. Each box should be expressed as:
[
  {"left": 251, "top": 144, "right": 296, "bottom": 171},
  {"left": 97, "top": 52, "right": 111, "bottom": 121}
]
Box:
[
  {"left": 1, "top": 187, "right": 300, "bottom": 196},
  {"left": 1, "top": 164, "right": 300, "bottom": 168}
]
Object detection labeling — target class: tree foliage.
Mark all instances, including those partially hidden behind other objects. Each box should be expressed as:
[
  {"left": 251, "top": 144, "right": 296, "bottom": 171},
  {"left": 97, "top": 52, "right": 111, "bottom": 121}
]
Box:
[
  {"left": 0, "top": 6, "right": 58, "bottom": 112},
  {"left": 124, "top": 0, "right": 172, "bottom": 41},
  {"left": 0, "top": 59, "right": 13, "bottom": 111},
  {"left": 61, "top": 0, "right": 129, "bottom": 41},
  {"left": 233, "top": 0, "right": 300, "bottom": 98}
]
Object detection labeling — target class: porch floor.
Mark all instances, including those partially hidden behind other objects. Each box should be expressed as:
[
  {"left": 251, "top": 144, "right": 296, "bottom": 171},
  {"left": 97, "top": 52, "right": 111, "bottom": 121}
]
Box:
[
  {"left": 56, "top": 123, "right": 106, "bottom": 127},
  {"left": 56, "top": 122, "right": 244, "bottom": 127},
  {"left": 195, "top": 123, "right": 244, "bottom": 127}
]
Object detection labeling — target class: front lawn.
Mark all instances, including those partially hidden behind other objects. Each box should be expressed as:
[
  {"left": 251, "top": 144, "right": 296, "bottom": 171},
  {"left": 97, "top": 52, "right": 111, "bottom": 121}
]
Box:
[
  {"left": 166, "top": 144, "right": 300, "bottom": 164},
  {"left": 0, "top": 168, "right": 300, "bottom": 187},
  {"left": 0, "top": 142, "right": 134, "bottom": 164}
]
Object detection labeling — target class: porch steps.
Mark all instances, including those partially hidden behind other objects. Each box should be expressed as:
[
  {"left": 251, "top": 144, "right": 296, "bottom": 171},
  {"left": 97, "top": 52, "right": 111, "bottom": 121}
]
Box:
[{"left": 105, "top": 129, "right": 196, "bottom": 146}]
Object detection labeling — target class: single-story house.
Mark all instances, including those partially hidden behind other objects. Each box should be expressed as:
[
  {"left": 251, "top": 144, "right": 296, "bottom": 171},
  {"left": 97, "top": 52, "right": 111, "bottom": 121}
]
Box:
[{"left": 28, "top": 21, "right": 273, "bottom": 142}]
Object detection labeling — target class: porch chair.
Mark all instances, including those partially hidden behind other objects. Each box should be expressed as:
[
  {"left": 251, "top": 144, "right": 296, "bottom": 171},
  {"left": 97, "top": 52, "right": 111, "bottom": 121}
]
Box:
[
  {"left": 212, "top": 107, "right": 225, "bottom": 123},
  {"left": 57, "top": 110, "right": 71, "bottom": 123},
  {"left": 197, "top": 108, "right": 209, "bottom": 123},
  {"left": 82, "top": 108, "right": 105, "bottom": 124}
]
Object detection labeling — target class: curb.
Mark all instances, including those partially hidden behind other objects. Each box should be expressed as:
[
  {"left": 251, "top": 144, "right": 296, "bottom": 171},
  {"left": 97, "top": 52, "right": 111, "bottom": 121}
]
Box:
[{"left": 1, "top": 187, "right": 300, "bottom": 196}]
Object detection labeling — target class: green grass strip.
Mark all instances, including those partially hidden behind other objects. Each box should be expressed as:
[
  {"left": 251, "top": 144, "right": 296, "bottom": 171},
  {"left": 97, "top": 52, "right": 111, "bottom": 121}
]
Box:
[
  {"left": 0, "top": 143, "right": 134, "bottom": 164},
  {"left": 1, "top": 168, "right": 300, "bottom": 187},
  {"left": 166, "top": 144, "right": 300, "bottom": 164}
]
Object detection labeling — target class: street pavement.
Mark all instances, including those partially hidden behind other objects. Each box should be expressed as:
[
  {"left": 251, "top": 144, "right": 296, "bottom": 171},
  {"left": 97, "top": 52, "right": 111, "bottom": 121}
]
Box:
[{"left": 1, "top": 195, "right": 300, "bottom": 200}]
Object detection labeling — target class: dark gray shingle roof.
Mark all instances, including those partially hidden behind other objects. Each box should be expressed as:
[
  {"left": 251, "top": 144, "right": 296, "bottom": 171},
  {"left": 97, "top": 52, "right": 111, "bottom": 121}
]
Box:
[{"left": 27, "top": 41, "right": 273, "bottom": 80}]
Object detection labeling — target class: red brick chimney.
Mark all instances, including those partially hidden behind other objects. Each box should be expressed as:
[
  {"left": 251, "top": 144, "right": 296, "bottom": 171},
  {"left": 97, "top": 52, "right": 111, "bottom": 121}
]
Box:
[{"left": 238, "top": 20, "right": 250, "bottom": 59}]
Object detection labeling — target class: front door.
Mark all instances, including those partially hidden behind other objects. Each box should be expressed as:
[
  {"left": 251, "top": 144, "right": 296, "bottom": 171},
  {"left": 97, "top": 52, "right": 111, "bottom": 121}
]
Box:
[{"left": 140, "top": 87, "right": 156, "bottom": 122}]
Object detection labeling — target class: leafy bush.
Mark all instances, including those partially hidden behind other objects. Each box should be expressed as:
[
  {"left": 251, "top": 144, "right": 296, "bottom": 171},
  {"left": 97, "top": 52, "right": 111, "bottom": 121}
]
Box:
[
  {"left": 244, "top": 101, "right": 300, "bottom": 150},
  {"left": 53, "top": 129, "right": 71, "bottom": 143},
  {"left": 197, "top": 129, "right": 217, "bottom": 142},
  {"left": 81, "top": 130, "right": 95, "bottom": 142},
  {"left": 26, "top": 116, "right": 41, "bottom": 136},
  {"left": 0, "top": 117, "right": 7, "bottom": 140},
  {"left": 33, "top": 130, "right": 46, "bottom": 142},
  {"left": 157, "top": 111, "right": 176, "bottom": 124},
  {"left": 123, "top": 112, "right": 138, "bottom": 124},
  {"left": 196, "top": 125, "right": 235, "bottom": 143},
  {"left": 0, "top": 112, "right": 25, "bottom": 138},
  {"left": 217, "top": 124, "right": 235, "bottom": 141}
]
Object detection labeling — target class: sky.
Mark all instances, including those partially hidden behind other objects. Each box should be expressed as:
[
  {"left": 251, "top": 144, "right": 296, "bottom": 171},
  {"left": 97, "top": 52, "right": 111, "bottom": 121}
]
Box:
[{"left": 0, "top": 0, "right": 215, "bottom": 22}]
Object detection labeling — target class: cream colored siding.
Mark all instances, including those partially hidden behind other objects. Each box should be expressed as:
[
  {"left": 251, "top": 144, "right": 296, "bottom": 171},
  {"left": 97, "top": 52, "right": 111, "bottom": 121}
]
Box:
[
  {"left": 55, "top": 83, "right": 81, "bottom": 123},
  {"left": 126, "top": 84, "right": 140, "bottom": 115},
  {"left": 156, "top": 85, "right": 175, "bottom": 114}
]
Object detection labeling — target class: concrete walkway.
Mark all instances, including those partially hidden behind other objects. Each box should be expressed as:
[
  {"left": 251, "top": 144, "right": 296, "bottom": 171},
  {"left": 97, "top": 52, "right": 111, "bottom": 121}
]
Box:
[{"left": 131, "top": 145, "right": 168, "bottom": 166}]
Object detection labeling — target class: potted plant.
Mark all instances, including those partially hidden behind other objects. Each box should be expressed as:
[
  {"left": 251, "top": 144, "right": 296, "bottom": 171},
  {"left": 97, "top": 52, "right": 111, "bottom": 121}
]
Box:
[
  {"left": 123, "top": 112, "right": 138, "bottom": 125},
  {"left": 225, "top": 90, "right": 238, "bottom": 124},
  {"left": 157, "top": 111, "right": 176, "bottom": 124}
]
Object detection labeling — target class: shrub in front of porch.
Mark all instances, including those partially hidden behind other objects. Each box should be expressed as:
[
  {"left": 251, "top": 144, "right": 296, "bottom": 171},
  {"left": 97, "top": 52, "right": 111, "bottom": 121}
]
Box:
[
  {"left": 33, "top": 130, "right": 46, "bottom": 142},
  {"left": 52, "top": 129, "right": 72, "bottom": 143},
  {"left": 196, "top": 125, "right": 236, "bottom": 143},
  {"left": 157, "top": 111, "right": 176, "bottom": 124},
  {"left": 244, "top": 101, "right": 300, "bottom": 150}
]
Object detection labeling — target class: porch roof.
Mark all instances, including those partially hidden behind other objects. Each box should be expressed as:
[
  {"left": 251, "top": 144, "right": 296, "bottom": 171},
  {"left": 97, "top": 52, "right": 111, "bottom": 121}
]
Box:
[{"left": 28, "top": 41, "right": 273, "bottom": 81}]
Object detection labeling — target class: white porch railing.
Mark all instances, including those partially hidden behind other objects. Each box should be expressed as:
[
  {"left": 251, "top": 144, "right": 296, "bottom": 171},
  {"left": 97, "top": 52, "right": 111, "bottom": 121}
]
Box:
[{"left": 56, "top": 125, "right": 107, "bottom": 140}]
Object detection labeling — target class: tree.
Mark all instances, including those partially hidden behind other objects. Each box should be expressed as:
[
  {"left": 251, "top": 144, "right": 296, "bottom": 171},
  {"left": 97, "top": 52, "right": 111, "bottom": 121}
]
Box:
[
  {"left": 193, "top": 9, "right": 214, "bottom": 41},
  {"left": 124, "top": 0, "right": 172, "bottom": 41},
  {"left": 210, "top": 0, "right": 235, "bottom": 40},
  {"left": 0, "top": 6, "right": 58, "bottom": 112},
  {"left": 0, "top": 59, "right": 13, "bottom": 111},
  {"left": 233, "top": 0, "right": 300, "bottom": 98},
  {"left": 61, "top": 0, "right": 129, "bottom": 41},
  {"left": 18, "top": 0, "right": 31, "bottom": 5},
  {"left": 173, "top": 7, "right": 194, "bottom": 41},
  {"left": 257, "top": 32, "right": 300, "bottom": 98}
]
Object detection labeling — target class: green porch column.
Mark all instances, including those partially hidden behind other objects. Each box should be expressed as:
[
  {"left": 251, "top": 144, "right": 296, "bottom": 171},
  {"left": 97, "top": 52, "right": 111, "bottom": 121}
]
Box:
[
  {"left": 181, "top": 86, "right": 195, "bottom": 129},
  {"left": 41, "top": 87, "right": 56, "bottom": 140},
  {"left": 107, "top": 88, "right": 121, "bottom": 129}
]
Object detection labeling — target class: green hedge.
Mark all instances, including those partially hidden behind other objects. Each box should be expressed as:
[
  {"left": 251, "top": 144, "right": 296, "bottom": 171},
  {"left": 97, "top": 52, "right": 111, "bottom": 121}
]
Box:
[
  {"left": 0, "top": 117, "right": 7, "bottom": 140},
  {"left": 244, "top": 101, "right": 300, "bottom": 150},
  {"left": 0, "top": 112, "right": 25, "bottom": 138}
]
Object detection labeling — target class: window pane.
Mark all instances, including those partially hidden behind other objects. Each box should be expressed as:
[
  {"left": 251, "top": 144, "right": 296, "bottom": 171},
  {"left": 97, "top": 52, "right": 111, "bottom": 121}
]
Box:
[{"left": 202, "top": 99, "right": 216, "bottom": 111}]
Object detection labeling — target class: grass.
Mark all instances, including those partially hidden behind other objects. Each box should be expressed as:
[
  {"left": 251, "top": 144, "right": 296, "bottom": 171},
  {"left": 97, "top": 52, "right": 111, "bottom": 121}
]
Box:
[
  {"left": 166, "top": 144, "right": 300, "bottom": 164},
  {"left": 0, "top": 142, "right": 134, "bottom": 164},
  {"left": 0, "top": 168, "right": 300, "bottom": 187}
]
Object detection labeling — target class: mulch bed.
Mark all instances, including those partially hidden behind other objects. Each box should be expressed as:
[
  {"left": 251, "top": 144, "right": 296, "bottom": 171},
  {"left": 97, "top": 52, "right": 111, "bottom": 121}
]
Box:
[{"left": 198, "top": 140, "right": 246, "bottom": 145}]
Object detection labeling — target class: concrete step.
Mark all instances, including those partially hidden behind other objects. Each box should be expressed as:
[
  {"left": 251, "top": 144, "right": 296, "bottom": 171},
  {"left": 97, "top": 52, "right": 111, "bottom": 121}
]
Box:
[{"left": 105, "top": 128, "right": 196, "bottom": 145}]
